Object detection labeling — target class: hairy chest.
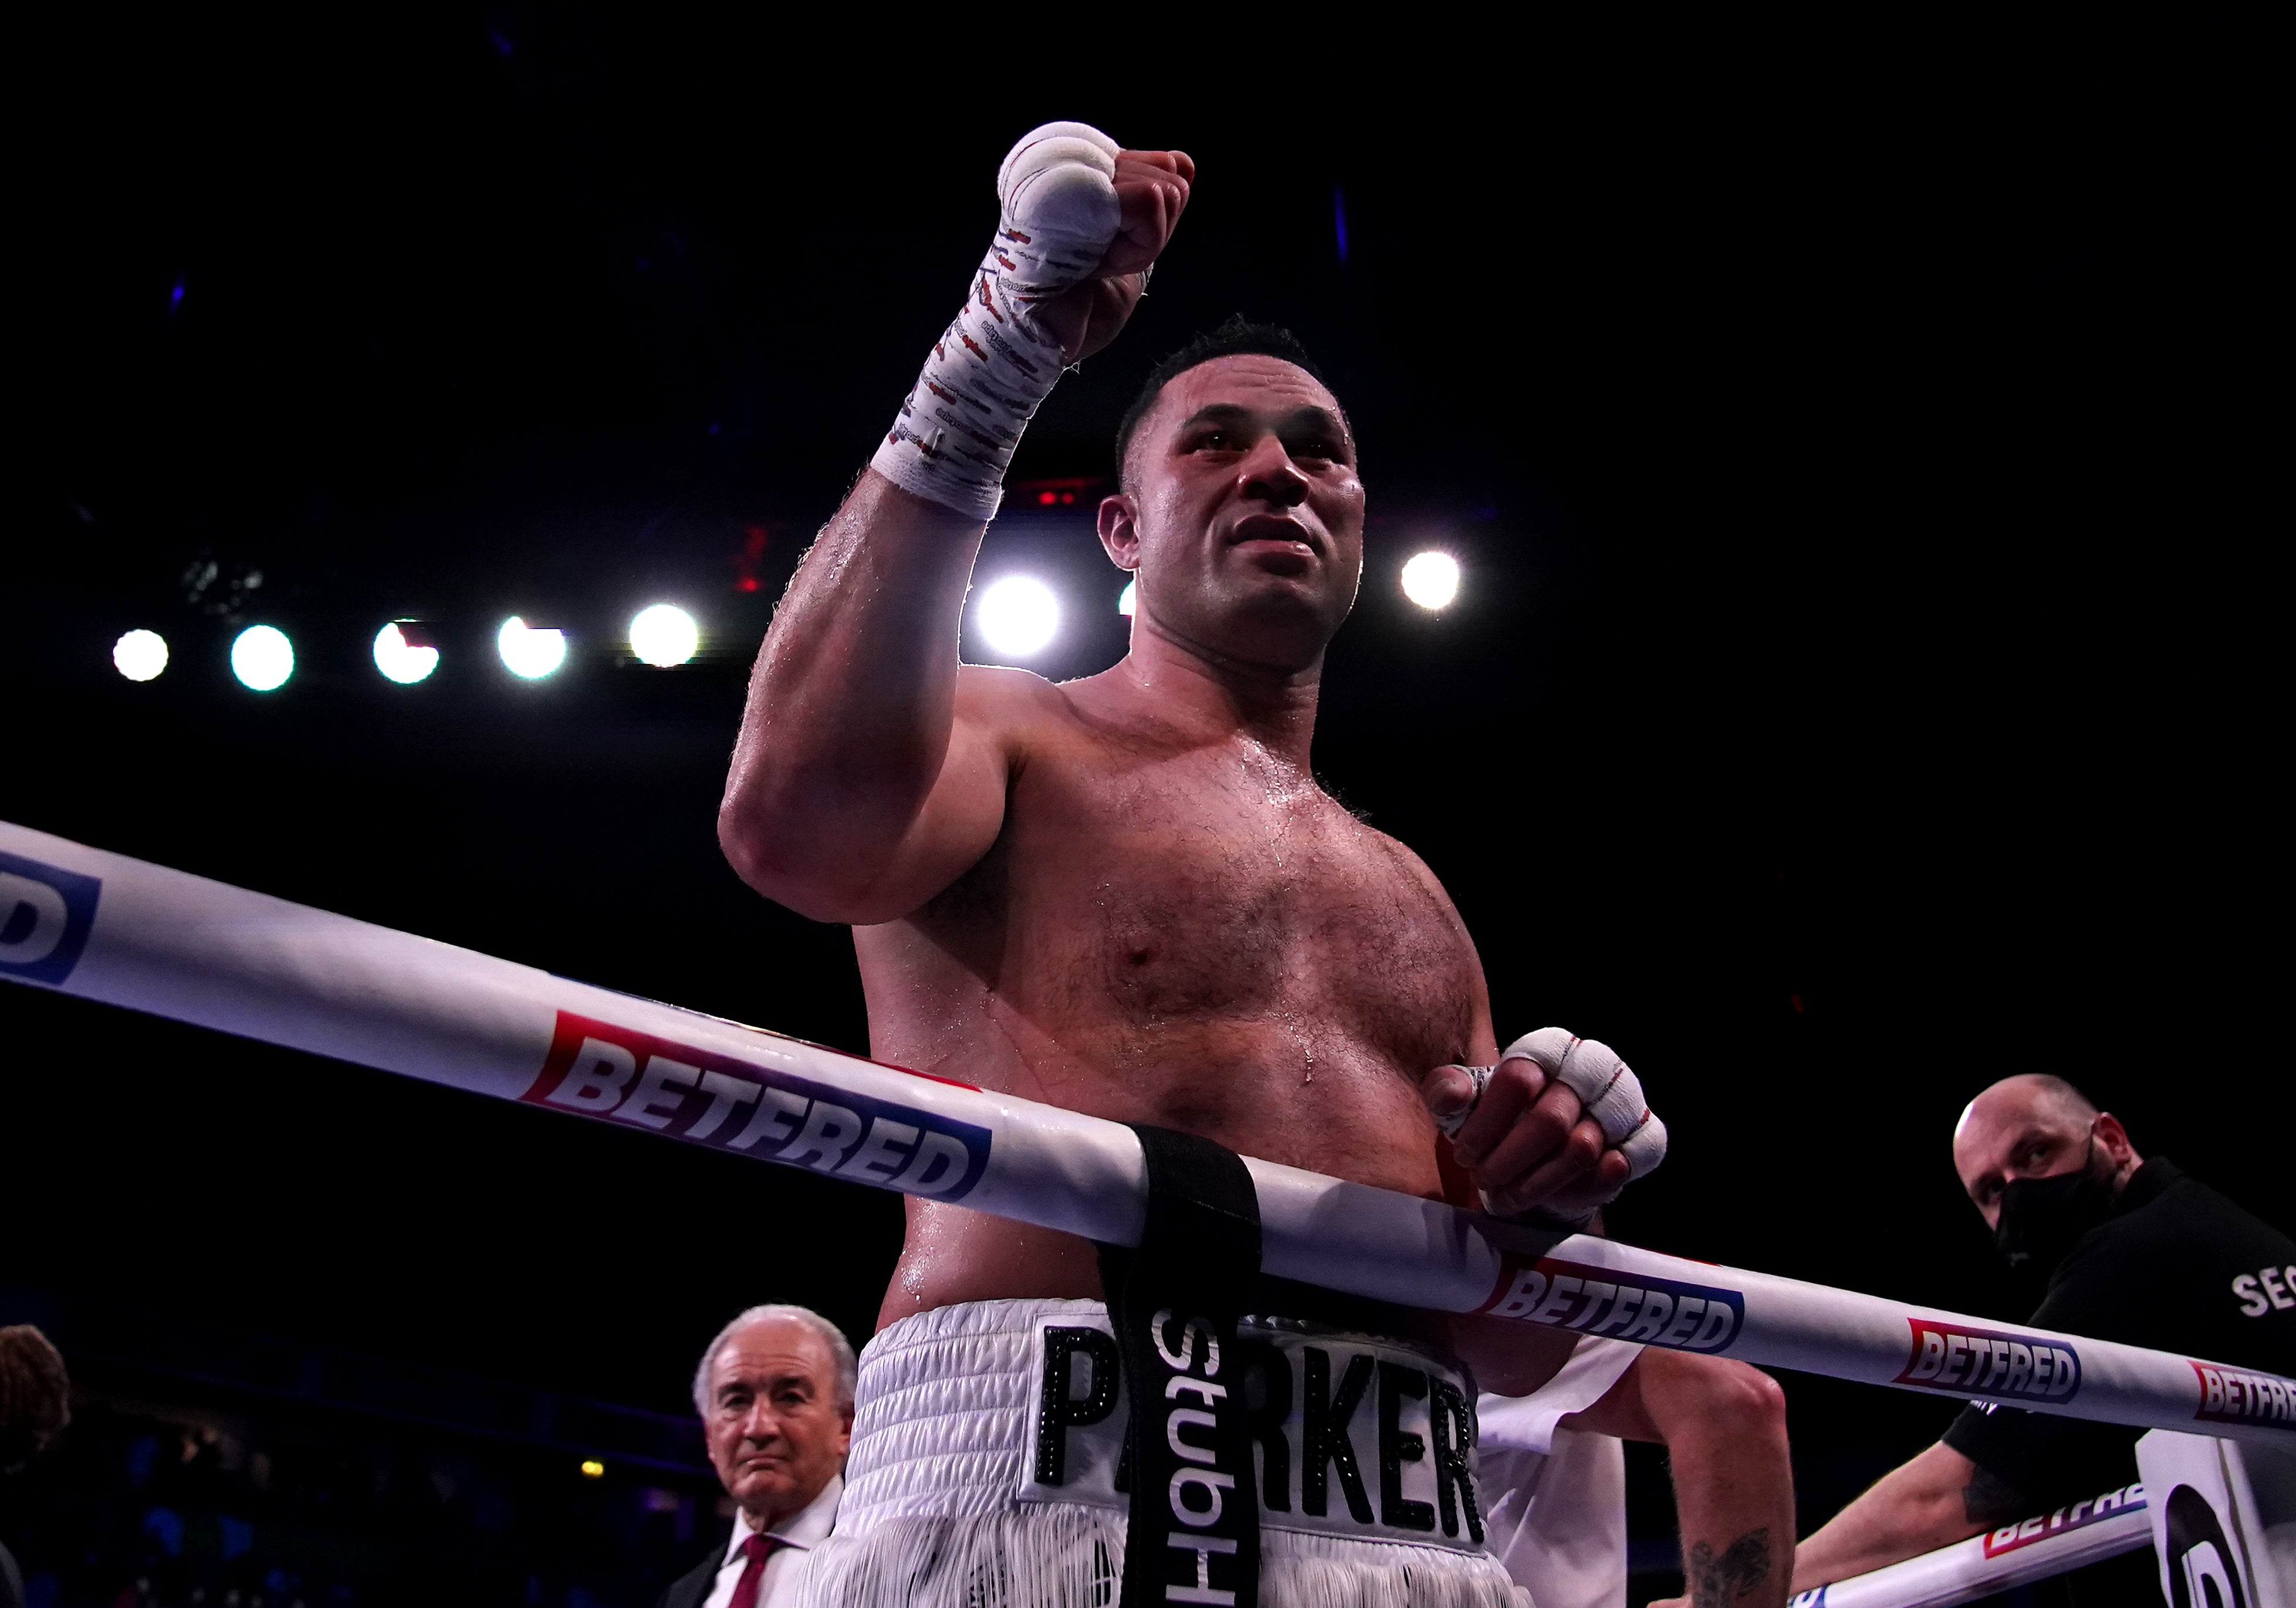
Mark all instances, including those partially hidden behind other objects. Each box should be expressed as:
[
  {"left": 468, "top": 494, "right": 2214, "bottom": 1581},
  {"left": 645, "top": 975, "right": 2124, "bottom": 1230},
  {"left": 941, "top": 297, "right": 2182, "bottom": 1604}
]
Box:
[{"left": 917, "top": 739, "right": 1483, "bottom": 1069}]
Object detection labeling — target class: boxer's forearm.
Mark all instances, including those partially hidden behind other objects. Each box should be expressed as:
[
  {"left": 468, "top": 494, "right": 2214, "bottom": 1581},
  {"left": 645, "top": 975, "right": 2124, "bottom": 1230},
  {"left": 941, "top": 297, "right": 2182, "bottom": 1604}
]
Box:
[
  {"left": 1790, "top": 1441, "right": 1994, "bottom": 1590},
  {"left": 719, "top": 473, "right": 990, "bottom": 916},
  {"left": 721, "top": 125, "right": 1136, "bottom": 920}
]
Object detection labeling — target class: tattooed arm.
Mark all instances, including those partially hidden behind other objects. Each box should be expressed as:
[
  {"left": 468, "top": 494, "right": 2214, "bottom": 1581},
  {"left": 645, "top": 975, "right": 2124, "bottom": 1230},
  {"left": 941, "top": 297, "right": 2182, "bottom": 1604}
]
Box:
[
  {"left": 1789, "top": 1440, "right": 2021, "bottom": 1592},
  {"left": 1686, "top": 1529, "right": 1777, "bottom": 1608},
  {"left": 1565, "top": 1349, "right": 1791, "bottom": 1608}
]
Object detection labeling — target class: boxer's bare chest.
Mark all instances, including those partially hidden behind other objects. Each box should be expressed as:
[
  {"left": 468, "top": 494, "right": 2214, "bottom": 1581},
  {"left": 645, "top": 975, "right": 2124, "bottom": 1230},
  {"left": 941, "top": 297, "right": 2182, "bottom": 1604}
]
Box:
[{"left": 854, "top": 709, "right": 1483, "bottom": 1175}]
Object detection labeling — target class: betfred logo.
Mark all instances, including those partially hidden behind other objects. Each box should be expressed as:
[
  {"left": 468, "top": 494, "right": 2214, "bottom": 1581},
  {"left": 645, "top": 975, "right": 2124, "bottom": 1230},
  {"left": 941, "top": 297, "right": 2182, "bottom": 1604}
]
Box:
[
  {"left": 1898, "top": 1319, "right": 2079, "bottom": 1401},
  {"left": 0, "top": 851, "right": 102, "bottom": 986},
  {"left": 1479, "top": 1258, "right": 1744, "bottom": 1353},
  {"left": 2190, "top": 1360, "right": 2296, "bottom": 1426},
  {"left": 520, "top": 1011, "right": 990, "bottom": 1200},
  {"left": 1981, "top": 1480, "right": 2145, "bottom": 1558}
]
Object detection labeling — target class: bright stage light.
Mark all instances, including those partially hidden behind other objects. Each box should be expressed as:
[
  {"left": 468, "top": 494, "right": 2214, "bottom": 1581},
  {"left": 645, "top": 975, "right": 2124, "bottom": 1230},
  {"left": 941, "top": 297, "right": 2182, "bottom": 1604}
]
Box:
[
  {"left": 975, "top": 576, "right": 1060, "bottom": 659},
  {"left": 1117, "top": 578, "right": 1137, "bottom": 617},
  {"left": 628, "top": 603, "right": 698, "bottom": 668},
  {"left": 231, "top": 625, "right": 294, "bottom": 691},
  {"left": 113, "top": 629, "right": 168, "bottom": 682},
  {"left": 498, "top": 617, "right": 566, "bottom": 679},
  {"left": 373, "top": 622, "right": 439, "bottom": 685},
  {"left": 1401, "top": 551, "right": 1460, "bottom": 610}
]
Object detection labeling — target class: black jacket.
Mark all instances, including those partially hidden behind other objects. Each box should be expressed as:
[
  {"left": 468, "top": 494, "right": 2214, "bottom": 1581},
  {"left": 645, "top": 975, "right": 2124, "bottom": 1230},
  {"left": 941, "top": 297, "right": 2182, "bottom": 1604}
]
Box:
[
  {"left": 1943, "top": 1157, "right": 2296, "bottom": 1505},
  {"left": 655, "top": 1539, "right": 724, "bottom": 1608}
]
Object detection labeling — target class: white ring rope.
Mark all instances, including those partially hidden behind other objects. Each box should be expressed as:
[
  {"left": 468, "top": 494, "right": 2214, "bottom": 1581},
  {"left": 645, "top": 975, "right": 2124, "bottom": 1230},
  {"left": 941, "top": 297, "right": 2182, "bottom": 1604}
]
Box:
[
  {"left": 2, "top": 820, "right": 2290, "bottom": 1446},
  {"left": 1788, "top": 1480, "right": 2152, "bottom": 1608}
]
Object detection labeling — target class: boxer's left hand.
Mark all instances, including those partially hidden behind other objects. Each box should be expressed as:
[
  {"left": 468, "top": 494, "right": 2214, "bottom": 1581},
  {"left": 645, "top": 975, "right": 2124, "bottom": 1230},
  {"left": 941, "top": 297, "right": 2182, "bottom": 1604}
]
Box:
[
  {"left": 1420, "top": 1030, "right": 1666, "bottom": 1221},
  {"left": 1032, "top": 148, "right": 1193, "bottom": 363}
]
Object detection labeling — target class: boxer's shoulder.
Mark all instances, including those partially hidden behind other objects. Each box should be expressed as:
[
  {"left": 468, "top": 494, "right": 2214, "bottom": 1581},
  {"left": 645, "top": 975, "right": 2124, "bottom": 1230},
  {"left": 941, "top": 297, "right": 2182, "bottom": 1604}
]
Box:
[
  {"left": 951, "top": 663, "right": 1465, "bottom": 899},
  {"left": 951, "top": 662, "right": 1120, "bottom": 747},
  {"left": 951, "top": 662, "right": 1198, "bottom": 783}
]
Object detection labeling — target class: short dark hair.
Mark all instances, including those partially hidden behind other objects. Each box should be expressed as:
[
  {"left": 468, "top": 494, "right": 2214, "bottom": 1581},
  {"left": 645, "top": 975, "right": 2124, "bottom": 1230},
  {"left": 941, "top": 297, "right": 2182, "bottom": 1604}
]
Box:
[{"left": 1114, "top": 316, "right": 1339, "bottom": 483}]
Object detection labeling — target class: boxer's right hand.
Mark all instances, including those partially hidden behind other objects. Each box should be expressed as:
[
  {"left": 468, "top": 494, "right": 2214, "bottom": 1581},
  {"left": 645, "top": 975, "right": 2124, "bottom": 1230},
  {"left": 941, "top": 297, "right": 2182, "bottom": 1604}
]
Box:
[
  {"left": 1030, "top": 149, "right": 1193, "bottom": 363},
  {"left": 870, "top": 128, "right": 1190, "bottom": 521}
]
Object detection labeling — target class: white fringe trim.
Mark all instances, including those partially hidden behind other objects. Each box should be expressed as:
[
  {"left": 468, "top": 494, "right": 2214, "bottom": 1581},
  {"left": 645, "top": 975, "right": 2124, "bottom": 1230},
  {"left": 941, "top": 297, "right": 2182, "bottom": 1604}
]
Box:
[{"left": 796, "top": 1510, "right": 1530, "bottom": 1608}]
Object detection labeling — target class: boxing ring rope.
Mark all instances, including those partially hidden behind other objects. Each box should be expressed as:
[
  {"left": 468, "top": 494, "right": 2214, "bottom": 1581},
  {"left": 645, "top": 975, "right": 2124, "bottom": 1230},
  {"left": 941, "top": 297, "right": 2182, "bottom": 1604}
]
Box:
[
  {"left": 1787, "top": 1481, "right": 2152, "bottom": 1608},
  {"left": 3, "top": 819, "right": 2291, "bottom": 1450}
]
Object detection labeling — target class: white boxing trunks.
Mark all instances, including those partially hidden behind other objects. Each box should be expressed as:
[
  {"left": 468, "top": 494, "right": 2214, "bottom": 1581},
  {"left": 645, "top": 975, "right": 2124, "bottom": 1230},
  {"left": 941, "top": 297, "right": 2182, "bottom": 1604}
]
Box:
[{"left": 799, "top": 1298, "right": 1527, "bottom": 1608}]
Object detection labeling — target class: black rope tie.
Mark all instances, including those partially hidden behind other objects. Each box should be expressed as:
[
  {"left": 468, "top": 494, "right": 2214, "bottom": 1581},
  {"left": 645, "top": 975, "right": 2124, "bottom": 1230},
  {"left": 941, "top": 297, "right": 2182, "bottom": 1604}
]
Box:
[{"left": 1096, "top": 1123, "right": 1265, "bottom": 1608}]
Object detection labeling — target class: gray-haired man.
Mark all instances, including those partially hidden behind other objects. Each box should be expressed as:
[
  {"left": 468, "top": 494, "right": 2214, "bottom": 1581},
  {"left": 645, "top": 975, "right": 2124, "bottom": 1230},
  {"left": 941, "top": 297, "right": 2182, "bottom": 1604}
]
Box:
[{"left": 658, "top": 1305, "right": 855, "bottom": 1608}]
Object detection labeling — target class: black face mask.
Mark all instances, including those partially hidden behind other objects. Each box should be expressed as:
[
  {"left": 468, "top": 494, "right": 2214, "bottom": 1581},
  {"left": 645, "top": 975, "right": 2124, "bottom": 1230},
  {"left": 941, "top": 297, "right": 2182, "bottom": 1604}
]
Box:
[{"left": 1994, "top": 1135, "right": 2115, "bottom": 1281}]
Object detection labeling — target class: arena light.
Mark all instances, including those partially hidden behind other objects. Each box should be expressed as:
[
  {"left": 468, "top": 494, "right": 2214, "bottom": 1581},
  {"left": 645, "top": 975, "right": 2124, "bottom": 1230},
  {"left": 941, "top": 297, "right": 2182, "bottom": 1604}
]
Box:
[
  {"left": 230, "top": 625, "right": 294, "bottom": 692},
  {"left": 373, "top": 622, "right": 439, "bottom": 685},
  {"left": 498, "top": 617, "right": 566, "bottom": 679},
  {"left": 1117, "top": 578, "right": 1137, "bottom": 617},
  {"left": 628, "top": 603, "right": 698, "bottom": 668},
  {"left": 1401, "top": 551, "right": 1461, "bottom": 611},
  {"left": 579, "top": 1459, "right": 604, "bottom": 1478},
  {"left": 112, "top": 629, "right": 168, "bottom": 682},
  {"left": 975, "top": 576, "right": 1060, "bottom": 659}
]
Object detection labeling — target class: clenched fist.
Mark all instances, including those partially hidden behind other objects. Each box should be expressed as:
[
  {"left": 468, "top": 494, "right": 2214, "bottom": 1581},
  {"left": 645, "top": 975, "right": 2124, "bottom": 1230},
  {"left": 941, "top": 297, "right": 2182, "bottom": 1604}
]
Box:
[
  {"left": 1031, "top": 148, "right": 1193, "bottom": 363},
  {"left": 1422, "top": 1030, "right": 1666, "bottom": 1221}
]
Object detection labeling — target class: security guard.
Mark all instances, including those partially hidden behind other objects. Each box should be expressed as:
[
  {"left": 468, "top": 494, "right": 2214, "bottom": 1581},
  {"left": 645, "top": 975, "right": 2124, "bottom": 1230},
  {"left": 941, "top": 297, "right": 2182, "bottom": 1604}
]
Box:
[{"left": 1791, "top": 1073, "right": 2294, "bottom": 1602}]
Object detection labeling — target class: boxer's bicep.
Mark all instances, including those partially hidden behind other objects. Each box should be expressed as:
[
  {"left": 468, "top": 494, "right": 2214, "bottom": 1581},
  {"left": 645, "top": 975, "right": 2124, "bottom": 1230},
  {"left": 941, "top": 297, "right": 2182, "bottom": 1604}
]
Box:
[{"left": 852, "top": 685, "right": 1015, "bottom": 918}]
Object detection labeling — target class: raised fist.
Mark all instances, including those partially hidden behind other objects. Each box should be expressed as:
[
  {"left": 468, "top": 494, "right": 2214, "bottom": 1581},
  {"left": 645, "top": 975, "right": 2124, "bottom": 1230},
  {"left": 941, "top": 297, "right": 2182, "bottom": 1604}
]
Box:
[{"left": 1028, "top": 147, "right": 1193, "bottom": 363}]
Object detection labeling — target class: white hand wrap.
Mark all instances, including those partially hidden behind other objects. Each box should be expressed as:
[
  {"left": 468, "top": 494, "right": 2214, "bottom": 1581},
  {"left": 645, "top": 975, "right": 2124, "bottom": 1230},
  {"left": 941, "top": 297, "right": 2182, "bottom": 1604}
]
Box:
[
  {"left": 868, "top": 121, "right": 1122, "bottom": 521},
  {"left": 1504, "top": 1028, "right": 1668, "bottom": 1186},
  {"left": 1430, "top": 1029, "right": 1669, "bottom": 1199}
]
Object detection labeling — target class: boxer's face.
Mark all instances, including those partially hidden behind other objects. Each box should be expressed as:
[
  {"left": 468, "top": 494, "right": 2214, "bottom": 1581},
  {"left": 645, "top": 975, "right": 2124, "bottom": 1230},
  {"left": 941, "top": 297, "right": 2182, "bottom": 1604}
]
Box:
[
  {"left": 704, "top": 1316, "right": 851, "bottom": 1524},
  {"left": 1103, "top": 356, "right": 1365, "bottom": 672}
]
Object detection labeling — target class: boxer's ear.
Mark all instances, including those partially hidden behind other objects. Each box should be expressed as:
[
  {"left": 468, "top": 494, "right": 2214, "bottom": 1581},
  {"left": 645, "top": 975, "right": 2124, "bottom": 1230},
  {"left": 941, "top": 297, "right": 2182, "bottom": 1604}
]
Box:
[{"left": 1097, "top": 492, "right": 1141, "bottom": 570}]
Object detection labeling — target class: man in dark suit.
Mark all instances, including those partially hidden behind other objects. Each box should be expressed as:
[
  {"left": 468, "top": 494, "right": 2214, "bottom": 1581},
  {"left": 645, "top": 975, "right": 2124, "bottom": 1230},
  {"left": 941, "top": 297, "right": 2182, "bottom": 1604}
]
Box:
[{"left": 658, "top": 1305, "right": 853, "bottom": 1608}]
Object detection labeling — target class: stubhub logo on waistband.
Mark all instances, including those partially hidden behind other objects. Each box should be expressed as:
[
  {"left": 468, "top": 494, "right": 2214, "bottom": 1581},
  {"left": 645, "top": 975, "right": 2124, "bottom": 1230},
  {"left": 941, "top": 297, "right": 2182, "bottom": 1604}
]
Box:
[
  {"left": 1897, "top": 1319, "right": 2079, "bottom": 1402},
  {"left": 1479, "top": 1257, "right": 1744, "bottom": 1352},
  {"left": 0, "top": 851, "right": 102, "bottom": 987},
  {"left": 521, "top": 1011, "right": 990, "bottom": 1200}
]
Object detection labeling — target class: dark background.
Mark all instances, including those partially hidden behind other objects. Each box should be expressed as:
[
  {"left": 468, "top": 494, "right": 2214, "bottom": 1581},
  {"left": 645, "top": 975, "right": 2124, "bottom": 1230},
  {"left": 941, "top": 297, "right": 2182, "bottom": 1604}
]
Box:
[{"left": 4, "top": 16, "right": 2283, "bottom": 1606}]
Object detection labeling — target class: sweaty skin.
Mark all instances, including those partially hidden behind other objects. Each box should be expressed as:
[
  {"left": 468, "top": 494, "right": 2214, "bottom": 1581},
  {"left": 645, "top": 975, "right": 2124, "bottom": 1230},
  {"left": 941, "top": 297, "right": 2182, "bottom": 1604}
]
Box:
[
  {"left": 719, "top": 143, "right": 1791, "bottom": 1604},
  {"left": 860, "top": 490, "right": 1492, "bottom": 1318},
  {"left": 721, "top": 154, "right": 1619, "bottom": 1385}
]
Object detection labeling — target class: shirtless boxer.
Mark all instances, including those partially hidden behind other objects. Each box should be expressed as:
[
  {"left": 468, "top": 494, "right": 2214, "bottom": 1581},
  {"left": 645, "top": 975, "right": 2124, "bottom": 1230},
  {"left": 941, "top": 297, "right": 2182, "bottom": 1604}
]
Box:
[{"left": 721, "top": 123, "right": 1788, "bottom": 1607}]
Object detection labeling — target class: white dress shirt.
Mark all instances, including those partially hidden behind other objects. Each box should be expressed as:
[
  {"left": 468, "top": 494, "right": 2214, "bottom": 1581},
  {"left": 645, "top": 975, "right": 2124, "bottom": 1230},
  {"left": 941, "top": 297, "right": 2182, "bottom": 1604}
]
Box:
[{"left": 701, "top": 1471, "right": 841, "bottom": 1608}]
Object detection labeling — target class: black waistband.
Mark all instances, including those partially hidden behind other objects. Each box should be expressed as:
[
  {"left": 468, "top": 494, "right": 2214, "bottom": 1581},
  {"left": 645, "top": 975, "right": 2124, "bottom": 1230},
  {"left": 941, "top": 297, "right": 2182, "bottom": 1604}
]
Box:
[{"left": 1097, "top": 1123, "right": 1264, "bottom": 1608}]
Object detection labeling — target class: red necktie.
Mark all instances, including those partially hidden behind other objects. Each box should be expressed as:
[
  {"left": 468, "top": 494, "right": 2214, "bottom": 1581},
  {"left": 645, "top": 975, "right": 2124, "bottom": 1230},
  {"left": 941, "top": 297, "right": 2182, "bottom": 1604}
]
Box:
[{"left": 728, "top": 1531, "right": 779, "bottom": 1608}]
